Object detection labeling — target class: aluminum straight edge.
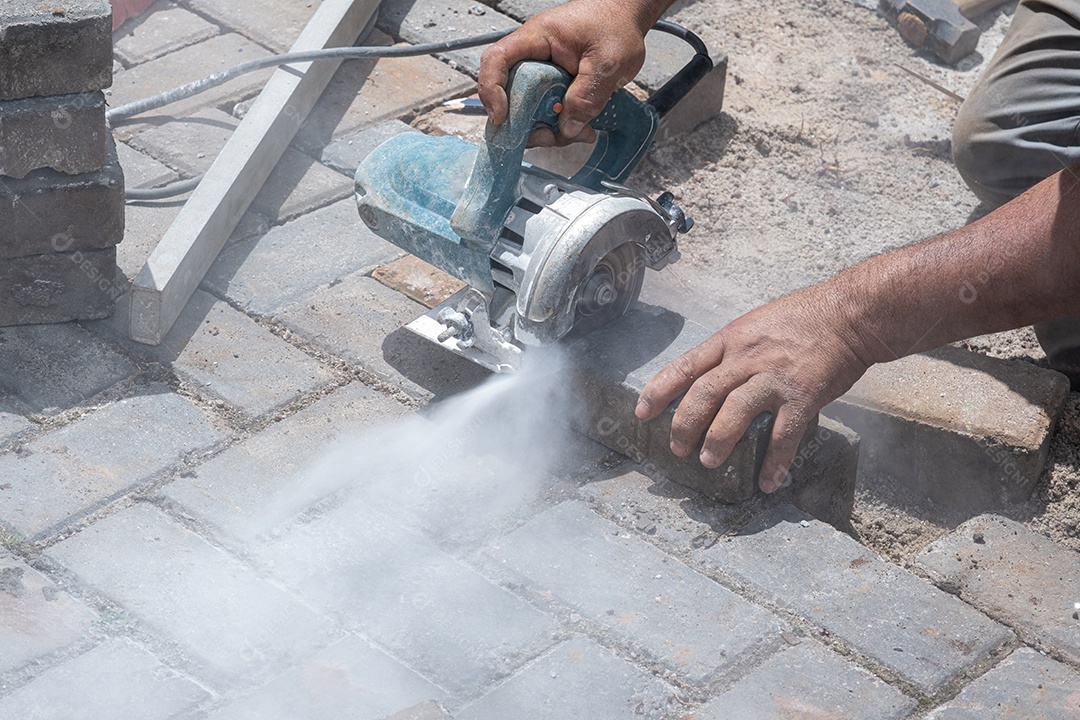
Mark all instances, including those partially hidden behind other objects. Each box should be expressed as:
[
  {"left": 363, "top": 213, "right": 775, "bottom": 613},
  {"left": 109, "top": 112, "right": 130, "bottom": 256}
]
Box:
[{"left": 129, "top": 0, "right": 380, "bottom": 345}]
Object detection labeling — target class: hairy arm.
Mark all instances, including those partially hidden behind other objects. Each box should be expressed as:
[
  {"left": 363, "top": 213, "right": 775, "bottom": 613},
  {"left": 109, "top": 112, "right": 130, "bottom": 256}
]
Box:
[
  {"left": 637, "top": 164, "right": 1080, "bottom": 492},
  {"left": 478, "top": 0, "right": 675, "bottom": 144}
]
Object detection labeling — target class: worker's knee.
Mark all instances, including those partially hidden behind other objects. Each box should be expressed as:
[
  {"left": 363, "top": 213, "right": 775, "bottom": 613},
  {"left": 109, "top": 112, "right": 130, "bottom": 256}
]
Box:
[{"left": 951, "top": 92, "right": 1030, "bottom": 210}]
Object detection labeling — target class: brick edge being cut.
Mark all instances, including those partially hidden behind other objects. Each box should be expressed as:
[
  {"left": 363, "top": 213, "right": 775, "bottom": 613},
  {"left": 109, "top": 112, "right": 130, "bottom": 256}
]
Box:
[{"left": 567, "top": 303, "right": 856, "bottom": 524}]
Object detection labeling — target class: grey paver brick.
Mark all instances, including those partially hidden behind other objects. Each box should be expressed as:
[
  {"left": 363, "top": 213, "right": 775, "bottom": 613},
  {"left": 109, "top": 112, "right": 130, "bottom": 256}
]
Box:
[
  {"left": 700, "top": 505, "right": 1014, "bottom": 696},
  {"left": 163, "top": 382, "right": 408, "bottom": 541},
  {"left": 824, "top": 345, "right": 1070, "bottom": 509},
  {"left": 0, "top": 92, "right": 107, "bottom": 178},
  {"left": 145, "top": 289, "right": 334, "bottom": 417},
  {"left": 457, "top": 635, "right": 678, "bottom": 720},
  {"left": 0, "top": 0, "right": 113, "bottom": 101},
  {"left": 182, "top": 0, "right": 322, "bottom": 53},
  {"left": 107, "top": 33, "right": 275, "bottom": 140},
  {"left": 565, "top": 302, "right": 819, "bottom": 504},
  {"left": 292, "top": 31, "right": 475, "bottom": 156},
  {"left": 377, "top": 0, "right": 520, "bottom": 78},
  {"left": 0, "top": 400, "right": 32, "bottom": 444},
  {"left": 0, "top": 134, "right": 124, "bottom": 260},
  {"left": 0, "top": 248, "right": 121, "bottom": 326},
  {"left": 206, "top": 634, "right": 446, "bottom": 720},
  {"left": 384, "top": 701, "right": 452, "bottom": 720},
  {"left": 47, "top": 503, "right": 335, "bottom": 679},
  {"left": 487, "top": 500, "right": 780, "bottom": 685},
  {"left": 0, "top": 637, "right": 209, "bottom": 720},
  {"left": 113, "top": 0, "right": 220, "bottom": 66},
  {"left": 696, "top": 641, "right": 916, "bottom": 720},
  {"left": 925, "top": 647, "right": 1080, "bottom": 719},
  {"left": 202, "top": 199, "right": 403, "bottom": 316},
  {"left": 319, "top": 119, "right": 417, "bottom": 176},
  {"left": 250, "top": 148, "right": 354, "bottom": 224},
  {"left": 915, "top": 514, "right": 1080, "bottom": 665},
  {"left": 116, "top": 140, "right": 179, "bottom": 190},
  {"left": 0, "top": 552, "right": 97, "bottom": 674},
  {"left": 258, "top": 505, "right": 558, "bottom": 698},
  {"left": 128, "top": 107, "right": 240, "bottom": 176},
  {"left": 118, "top": 202, "right": 183, "bottom": 280},
  {"left": 0, "top": 388, "right": 225, "bottom": 538},
  {"left": 0, "top": 323, "right": 135, "bottom": 412}
]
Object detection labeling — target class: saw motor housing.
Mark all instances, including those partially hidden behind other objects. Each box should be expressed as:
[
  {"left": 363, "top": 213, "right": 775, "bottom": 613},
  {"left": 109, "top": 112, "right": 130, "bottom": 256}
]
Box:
[{"left": 355, "top": 61, "right": 695, "bottom": 371}]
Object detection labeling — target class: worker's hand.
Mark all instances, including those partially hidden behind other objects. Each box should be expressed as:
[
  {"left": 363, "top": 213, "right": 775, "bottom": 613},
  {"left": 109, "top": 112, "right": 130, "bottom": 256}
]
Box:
[
  {"left": 635, "top": 285, "right": 873, "bottom": 493},
  {"left": 479, "top": 0, "right": 655, "bottom": 146}
]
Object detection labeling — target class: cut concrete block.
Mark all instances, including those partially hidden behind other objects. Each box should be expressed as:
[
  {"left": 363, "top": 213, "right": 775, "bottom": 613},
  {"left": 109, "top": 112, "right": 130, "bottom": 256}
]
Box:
[
  {"left": 0, "top": 0, "right": 113, "bottom": 101},
  {"left": 915, "top": 514, "right": 1080, "bottom": 665},
  {"left": 824, "top": 345, "right": 1070, "bottom": 510},
  {"left": 0, "top": 248, "right": 120, "bottom": 326},
  {"left": 564, "top": 302, "right": 819, "bottom": 504},
  {"left": 0, "top": 92, "right": 107, "bottom": 178},
  {"left": 0, "top": 135, "right": 125, "bottom": 260},
  {"left": 779, "top": 415, "right": 859, "bottom": 530}
]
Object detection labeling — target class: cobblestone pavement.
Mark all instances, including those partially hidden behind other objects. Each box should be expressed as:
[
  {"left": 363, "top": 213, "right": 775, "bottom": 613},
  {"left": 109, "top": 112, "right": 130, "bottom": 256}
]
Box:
[{"left": 2, "top": 1, "right": 1079, "bottom": 718}]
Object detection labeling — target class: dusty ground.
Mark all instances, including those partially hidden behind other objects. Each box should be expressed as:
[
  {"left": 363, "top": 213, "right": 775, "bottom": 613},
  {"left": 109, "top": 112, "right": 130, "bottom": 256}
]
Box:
[{"left": 626, "top": 0, "right": 1080, "bottom": 563}]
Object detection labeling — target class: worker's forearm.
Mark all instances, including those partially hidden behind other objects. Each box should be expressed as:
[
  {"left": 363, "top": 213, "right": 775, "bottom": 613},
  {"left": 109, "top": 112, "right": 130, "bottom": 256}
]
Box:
[
  {"left": 832, "top": 164, "right": 1080, "bottom": 363},
  {"left": 621, "top": 0, "right": 678, "bottom": 32}
]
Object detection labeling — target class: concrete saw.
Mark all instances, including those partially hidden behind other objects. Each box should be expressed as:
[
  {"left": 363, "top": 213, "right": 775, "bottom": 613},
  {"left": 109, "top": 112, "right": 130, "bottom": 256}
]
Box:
[{"left": 355, "top": 38, "right": 712, "bottom": 372}]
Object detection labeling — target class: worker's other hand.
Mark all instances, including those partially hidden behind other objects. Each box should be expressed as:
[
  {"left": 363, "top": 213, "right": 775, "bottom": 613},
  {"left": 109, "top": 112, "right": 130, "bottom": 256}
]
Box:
[
  {"left": 635, "top": 285, "right": 872, "bottom": 493},
  {"left": 479, "top": 0, "right": 651, "bottom": 146}
]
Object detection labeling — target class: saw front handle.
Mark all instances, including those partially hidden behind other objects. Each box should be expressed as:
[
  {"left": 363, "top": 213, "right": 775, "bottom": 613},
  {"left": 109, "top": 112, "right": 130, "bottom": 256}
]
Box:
[{"left": 450, "top": 61, "right": 659, "bottom": 252}]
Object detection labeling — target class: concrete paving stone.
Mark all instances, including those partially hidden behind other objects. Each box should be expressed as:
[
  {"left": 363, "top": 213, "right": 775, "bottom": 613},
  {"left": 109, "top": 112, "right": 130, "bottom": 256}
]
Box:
[
  {"left": 776, "top": 414, "right": 860, "bottom": 529},
  {"left": 47, "top": 503, "right": 335, "bottom": 679},
  {"left": 144, "top": 289, "right": 334, "bottom": 417},
  {"left": 0, "top": 0, "right": 113, "bottom": 101},
  {"left": 699, "top": 505, "right": 1014, "bottom": 696},
  {"left": 565, "top": 302, "right": 826, "bottom": 505},
  {"left": 0, "top": 322, "right": 135, "bottom": 412},
  {"left": 0, "top": 637, "right": 209, "bottom": 719},
  {"left": 915, "top": 514, "right": 1080, "bottom": 665},
  {"left": 274, "top": 273, "right": 429, "bottom": 393},
  {"left": 181, "top": 0, "right": 321, "bottom": 53},
  {"left": 0, "top": 388, "right": 225, "bottom": 538},
  {"left": 116, "top": 140, "right": 179, "bottom": 189},
  {"left": 106, "top": 33, "right": 275, "bottom": 141},
  {"left": 251, "top": 148, "right": 354, "bottom": 225},
  {"left": 824, "top": 344, "right": 1070, "bottom": 510},
  {"left": 0, "top": 399, "right": 33, "bottom": 444},
  {"left": 127, "top": 107, "right": 239, "bottom": 176},
  {"left": 0, "top": 92, "right": 107, "bottom": 178},
  {"left": 457, "top": 635, "right": 678, "bottom": 720},
  {"left": 376, "top": 0, "right": 520, "bottom": 78},
  {"left": 206, "top": 634, "right": 446, "bottom": 720},
  {"left": 0, "top": 247, "right": 121, "bottom": 326},
  {"left": 113, "top": 0, "right": 219, "bottom": 66},
  {"left": 487, "top": 500, "right": 781, "bottom": 686},
  {"left": 580, "top": 467, "right": 751, "bottom": 553},
  {"left": 371, "top": 254, "right": 467, "bottom": 309},
  {"left": 0, "top": 134, "right": 124, "bottom": 260},
  {"left": 292, "top": 31, "right": 475, "bottom": 156},
  {"left": 925, "top": 647, "right": 1080, "bottom": 719},
  {"left": 695, "top": 641, "right": 916, "bottom": 720},
  {"left": 319, "top": 119, "right": 417, "bottom": 176},
  {"left": 384, "top": 701, "right": 452, "bottom": 720},
  {"left": 257, "top": 504, "right": 558, "bottom": 698},
  {"left": 202, "top": 199, "right": 404, "bottom": 316},
  {"left": 163, "top": 381, "right": 409, "bottom": 542},
  {"left": 0, "top": 552, "right": 97, "bottom": 674}
]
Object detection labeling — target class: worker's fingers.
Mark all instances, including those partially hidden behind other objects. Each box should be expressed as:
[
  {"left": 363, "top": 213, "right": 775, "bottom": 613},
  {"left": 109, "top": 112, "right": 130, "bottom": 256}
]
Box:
[
  {"left": 636, "top": 332, "right": 726, "bottom": 423},
  {"left": 698, "top": 378, "right": 779, "bottom": 469},
  {"left": 527, "top": 124, "right": 598, "bottom": 148},
  {"left": 559, "top": 54, "right": 637, "bottom": 138},
  {"left": 667, "top": 368, "right": 744, "bottom": 458},
  {"left": 478, "top": 32, "right": 554, "bottom": 125},
  {"left": 757, "top": 405, "right": 812, "bottom": 494}
]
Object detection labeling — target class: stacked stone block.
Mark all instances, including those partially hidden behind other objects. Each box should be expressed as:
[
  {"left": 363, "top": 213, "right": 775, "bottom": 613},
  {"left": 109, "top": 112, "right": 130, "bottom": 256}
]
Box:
[{"left": 0, "top": 0, "right": 125, "bottom": 325}]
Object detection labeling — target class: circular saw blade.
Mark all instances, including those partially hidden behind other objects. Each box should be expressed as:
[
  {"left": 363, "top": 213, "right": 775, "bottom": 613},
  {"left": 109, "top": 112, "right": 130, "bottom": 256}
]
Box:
[{"left": 570, "top": 242, "right": 645, "bottom": 337}]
